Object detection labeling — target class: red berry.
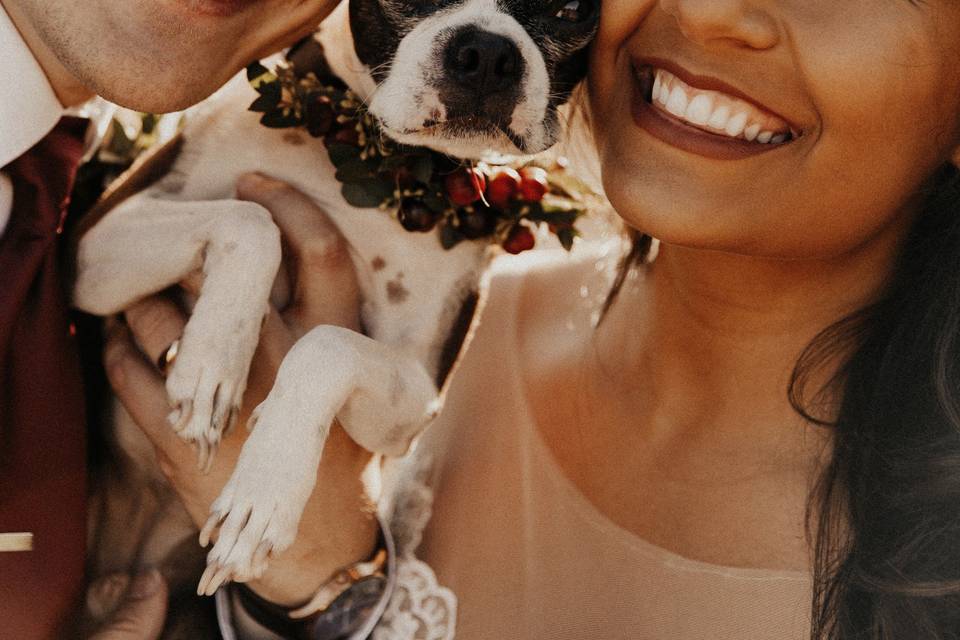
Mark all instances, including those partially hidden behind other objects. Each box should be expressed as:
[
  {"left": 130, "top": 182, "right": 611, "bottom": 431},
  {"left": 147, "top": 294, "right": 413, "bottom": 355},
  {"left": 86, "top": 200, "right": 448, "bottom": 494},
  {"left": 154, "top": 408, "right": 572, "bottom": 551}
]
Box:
[
  {"left": 398, "top": 199, "right": 439, "bottom": 232},
  {"left": 503, "top": 225, "right": 536, "bottom": 255},
  {"left": 486, "top": 168, "right": 521, "bottom": 209},
  {"left": 518, "top": 167, "right": 549, "bottom": 202},
  {"left": 457, "top": 205, "right": 497, "bottom": 239},
  {"left": 445, "top": 167, "right": 487, "bottom": 207},
  {"left": 327, "top": 126, "right": 360, "bottom": 147}
]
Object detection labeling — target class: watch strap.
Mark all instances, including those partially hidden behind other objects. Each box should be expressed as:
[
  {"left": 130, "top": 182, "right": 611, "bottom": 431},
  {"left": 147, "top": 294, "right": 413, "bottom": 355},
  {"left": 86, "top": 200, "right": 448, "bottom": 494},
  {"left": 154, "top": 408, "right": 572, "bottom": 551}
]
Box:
[{"left": 217, "top": 516, "right": 397, "bottom": 640}]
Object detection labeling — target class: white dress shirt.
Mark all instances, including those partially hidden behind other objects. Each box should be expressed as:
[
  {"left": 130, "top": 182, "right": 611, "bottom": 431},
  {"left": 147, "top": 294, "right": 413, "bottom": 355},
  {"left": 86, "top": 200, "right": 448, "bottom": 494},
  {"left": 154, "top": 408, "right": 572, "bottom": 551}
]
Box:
[{"left": 0, "top": 4, "right": 65, "bottom": 237}]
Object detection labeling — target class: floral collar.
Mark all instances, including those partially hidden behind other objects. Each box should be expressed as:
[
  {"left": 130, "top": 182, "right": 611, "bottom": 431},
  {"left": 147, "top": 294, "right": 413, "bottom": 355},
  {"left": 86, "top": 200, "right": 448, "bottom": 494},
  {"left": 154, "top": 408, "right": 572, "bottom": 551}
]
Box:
[{"left": 245, "top": 41, "right": 592, "bottom": 254}]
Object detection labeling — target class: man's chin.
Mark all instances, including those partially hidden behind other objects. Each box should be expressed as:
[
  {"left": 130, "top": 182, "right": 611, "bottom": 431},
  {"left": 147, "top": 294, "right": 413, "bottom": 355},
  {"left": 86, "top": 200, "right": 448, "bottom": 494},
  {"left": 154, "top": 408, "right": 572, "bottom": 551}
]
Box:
[{"left": 91, "top": 67, "right": 237, "bottom": 114}]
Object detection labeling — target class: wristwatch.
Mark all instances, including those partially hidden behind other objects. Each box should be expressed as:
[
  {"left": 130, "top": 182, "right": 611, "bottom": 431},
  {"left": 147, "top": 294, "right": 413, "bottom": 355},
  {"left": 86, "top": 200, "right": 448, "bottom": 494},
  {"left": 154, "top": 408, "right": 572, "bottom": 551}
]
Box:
[{"left": 220, "top": 523, "right": 395, "bottom": 640}]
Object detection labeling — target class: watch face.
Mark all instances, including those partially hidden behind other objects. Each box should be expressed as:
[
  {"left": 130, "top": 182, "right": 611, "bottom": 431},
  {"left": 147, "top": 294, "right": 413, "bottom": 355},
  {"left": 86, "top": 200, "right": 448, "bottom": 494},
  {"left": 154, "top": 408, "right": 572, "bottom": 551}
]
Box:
[{"left": 311, "top": 576, "right": 389, "bottom": 638}]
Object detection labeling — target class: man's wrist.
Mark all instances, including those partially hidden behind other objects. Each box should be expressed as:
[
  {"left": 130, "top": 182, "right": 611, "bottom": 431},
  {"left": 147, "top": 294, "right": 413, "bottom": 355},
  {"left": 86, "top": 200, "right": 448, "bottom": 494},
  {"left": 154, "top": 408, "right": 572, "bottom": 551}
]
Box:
[
  {"left": 217, "top": 515, "right": 396, "bottom": 640},
  {"left": 244, "top": 427, "right": 379, "bottom": 606},
  {"left": 244, "top": 508, "right": 379, "bottom": 606}
]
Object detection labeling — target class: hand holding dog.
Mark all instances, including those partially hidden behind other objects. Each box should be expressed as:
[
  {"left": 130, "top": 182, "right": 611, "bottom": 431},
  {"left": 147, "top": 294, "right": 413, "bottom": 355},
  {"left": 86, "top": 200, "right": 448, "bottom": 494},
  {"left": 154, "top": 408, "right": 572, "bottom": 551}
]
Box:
[{"left": 105, "top": 174, "right": 378, "bottom": 607}]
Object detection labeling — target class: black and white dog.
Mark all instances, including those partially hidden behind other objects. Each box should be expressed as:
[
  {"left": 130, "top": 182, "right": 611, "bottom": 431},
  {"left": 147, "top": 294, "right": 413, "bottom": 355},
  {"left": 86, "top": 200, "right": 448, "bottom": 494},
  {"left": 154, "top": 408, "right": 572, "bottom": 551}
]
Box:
[{"left": 76, "top": 0, "right": 598, "bottom": 595}]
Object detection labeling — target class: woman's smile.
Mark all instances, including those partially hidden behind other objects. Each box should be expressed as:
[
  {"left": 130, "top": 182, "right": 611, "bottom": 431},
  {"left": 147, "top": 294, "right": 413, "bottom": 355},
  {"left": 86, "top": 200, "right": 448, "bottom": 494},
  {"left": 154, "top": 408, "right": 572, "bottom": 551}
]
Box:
[
  {"left": 630, "top": 59, "right": 800, "bottom": 161},
  {"left": 589, "top": 1, "right": 960, "bottom": 260}
]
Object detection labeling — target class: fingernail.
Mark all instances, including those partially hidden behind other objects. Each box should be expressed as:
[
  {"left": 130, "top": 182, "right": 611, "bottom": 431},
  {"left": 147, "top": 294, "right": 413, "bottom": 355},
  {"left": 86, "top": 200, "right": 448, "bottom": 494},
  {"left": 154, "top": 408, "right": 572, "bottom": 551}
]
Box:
[{"left": 128, "top": 569, "right": 162, "bottom": 599}]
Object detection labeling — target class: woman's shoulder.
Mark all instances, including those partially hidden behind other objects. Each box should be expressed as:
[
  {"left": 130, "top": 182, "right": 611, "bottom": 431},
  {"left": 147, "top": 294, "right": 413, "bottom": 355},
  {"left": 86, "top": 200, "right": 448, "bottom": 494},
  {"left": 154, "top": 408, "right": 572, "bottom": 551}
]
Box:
[
  {"left": 477, "top": 240, "right": 620, "bottom": 361},
  {"left": 483, "top": 240, "right": 620, "bottom": 327}
]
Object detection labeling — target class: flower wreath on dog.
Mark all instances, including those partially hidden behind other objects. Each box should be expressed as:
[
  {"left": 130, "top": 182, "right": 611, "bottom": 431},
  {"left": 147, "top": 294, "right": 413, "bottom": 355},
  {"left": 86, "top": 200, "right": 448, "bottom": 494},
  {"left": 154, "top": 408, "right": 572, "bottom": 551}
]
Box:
[{"left": 246, "top": 39, "right": 595, "bottom": 256}]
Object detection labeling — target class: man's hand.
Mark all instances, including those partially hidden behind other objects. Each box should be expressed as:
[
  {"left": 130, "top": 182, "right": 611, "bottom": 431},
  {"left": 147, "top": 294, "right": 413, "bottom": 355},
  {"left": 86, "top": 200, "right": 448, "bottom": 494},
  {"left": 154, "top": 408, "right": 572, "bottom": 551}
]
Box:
[
  {"left": 104, "top": 173, "right": 377, "bottom": 606},
  {"left": 87, "top": 571, "right": 167, "bottom": 640}
]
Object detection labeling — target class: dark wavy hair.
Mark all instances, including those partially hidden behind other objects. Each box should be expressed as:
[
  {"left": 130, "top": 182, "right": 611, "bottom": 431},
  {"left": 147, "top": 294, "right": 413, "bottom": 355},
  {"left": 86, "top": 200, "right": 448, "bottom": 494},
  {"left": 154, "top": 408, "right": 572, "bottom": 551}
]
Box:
[{"left": 602, "top": 163, "right": 960, "bottom": 638}]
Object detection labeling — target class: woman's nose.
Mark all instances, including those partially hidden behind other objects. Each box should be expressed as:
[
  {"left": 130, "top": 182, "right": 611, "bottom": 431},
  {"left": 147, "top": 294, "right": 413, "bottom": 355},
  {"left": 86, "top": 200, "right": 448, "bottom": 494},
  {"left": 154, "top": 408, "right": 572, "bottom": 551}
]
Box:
[{"left": 659, "top": 0, "right": 779, "bottom": 50}]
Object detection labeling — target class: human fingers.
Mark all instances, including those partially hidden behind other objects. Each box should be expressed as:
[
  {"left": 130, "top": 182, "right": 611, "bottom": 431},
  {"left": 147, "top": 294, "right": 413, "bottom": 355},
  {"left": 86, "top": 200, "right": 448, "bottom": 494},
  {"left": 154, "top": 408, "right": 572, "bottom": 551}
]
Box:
[
  {"left": 123, "top": 296, "right": 187, "bottom": 372},
  {"left": 236, "top": 172, "right": 362, "bottom": 333},
  {"left": 121, "top": 291, "right": 283, "bottom": 433},
  {"left": 103, "top": 321, "right": 187, "bottom": 464},
  {"left": 239, "top": 307, "right": 296, "bottom": 421},
  {"left": 104, "top": 320, "right": 247, "bottom": 527},
  {"left": 87, "top": 570, "right": 167, "bottom": 640}
]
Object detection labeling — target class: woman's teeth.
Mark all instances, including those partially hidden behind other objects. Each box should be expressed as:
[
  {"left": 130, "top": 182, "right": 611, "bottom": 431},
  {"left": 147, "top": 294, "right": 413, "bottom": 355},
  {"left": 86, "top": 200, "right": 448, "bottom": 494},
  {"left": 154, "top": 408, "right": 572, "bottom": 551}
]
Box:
[{"left": 649, "top": 68, "right": 792, "bottom": 145}]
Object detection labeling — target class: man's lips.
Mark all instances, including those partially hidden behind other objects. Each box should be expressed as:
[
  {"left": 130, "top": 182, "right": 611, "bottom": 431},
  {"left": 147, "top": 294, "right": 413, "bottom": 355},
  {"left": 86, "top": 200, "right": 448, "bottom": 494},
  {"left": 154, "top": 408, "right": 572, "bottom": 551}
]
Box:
[{"left": 630, "top": 60, "right": 802, "bottom": 161}]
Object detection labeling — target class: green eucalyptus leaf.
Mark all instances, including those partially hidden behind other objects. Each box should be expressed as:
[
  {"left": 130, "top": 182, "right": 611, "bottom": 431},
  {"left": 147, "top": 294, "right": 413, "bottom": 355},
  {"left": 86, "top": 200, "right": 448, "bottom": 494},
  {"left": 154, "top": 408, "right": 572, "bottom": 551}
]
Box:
[
  {"left": 517, "top": 201, "right": 545, "bottom": 222},
  {"left": 335, "top": 157, "right": 378, "bottom": 182},
  {"left": 422, "top": 191, "right": 447, "bottom": 214},
  {"left": 342, "top": 183, "right": 383, "bottom": 208},
  {"left": 410, "top": 154, "right": 435, "bottom": 185},
  {"left": 440, "top": 223, "right": 466, "bottom": 250},
  {"left": 249, "top": 92, "right": 280, "bottom": 113},
  {"left": 341, "top": 179, "right": 394, "bottom": 209},
  {"left": 367, "top": 179, "right": 396, "bottom": 201},
  {"left": 141, "top": 114, "right": 158, "bottom": 135},
  {"left": 247, "top": 62, "right": 277, "bottom": 90},
  {"left": 327, "top": 144, "right": 361, "bottom": 168},
  {"left": 541, "top": 195, "right": 578, "bottom": 213},
  {"left": 256, "top": 81, "right": 282, "bottom": 105},
  {"left": 260, "top": 110, "right": 300, "bottom": 129},
  {"left": 380, "top": 155, "right": 407, "bottom": 172},
  {"left": 107, "top": 119, "right": 135, "bottom": 158},
  {"left": 247, "top": 61, "right": 269, "bottom": 81},
  {"left": 549, "top": 172, "right": 595, "bottom": 200},
  {"left": 544, "top": 210, "right": 580, "bottom": 226}
]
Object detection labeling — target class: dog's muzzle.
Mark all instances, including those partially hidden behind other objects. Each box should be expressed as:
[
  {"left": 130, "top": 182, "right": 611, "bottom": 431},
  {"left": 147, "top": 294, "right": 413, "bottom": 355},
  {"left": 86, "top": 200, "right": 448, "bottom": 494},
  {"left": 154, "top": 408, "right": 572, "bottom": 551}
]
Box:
[{"left": 436, "top": 27, "right": 525, "bottom": 131}]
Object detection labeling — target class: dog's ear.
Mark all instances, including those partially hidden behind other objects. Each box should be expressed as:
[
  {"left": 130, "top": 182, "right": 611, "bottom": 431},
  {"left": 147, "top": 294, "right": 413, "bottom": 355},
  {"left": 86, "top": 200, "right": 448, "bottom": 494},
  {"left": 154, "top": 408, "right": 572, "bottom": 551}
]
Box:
[{"left": 348, "top": 0, "right": 401, "bottom": 82}]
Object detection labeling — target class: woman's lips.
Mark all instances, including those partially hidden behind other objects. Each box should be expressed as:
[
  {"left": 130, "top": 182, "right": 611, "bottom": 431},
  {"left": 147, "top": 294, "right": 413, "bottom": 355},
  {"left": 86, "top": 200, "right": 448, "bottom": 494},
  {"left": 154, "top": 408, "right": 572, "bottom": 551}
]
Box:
[{"left": 630, "top": 61, "right": 800, "bottom": 161}]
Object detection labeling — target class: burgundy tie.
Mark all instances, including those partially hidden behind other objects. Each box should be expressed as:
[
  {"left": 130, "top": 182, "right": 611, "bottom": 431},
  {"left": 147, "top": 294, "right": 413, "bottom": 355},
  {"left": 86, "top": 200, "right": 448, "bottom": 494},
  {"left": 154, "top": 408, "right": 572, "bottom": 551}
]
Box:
[{"left": 0, "top": 116, "right": 89, "bottom": 639}]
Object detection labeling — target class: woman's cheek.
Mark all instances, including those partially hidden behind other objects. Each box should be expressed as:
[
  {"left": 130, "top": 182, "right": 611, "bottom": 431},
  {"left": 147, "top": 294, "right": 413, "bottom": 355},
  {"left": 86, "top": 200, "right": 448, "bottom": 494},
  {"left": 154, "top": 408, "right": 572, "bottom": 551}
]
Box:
[{"left": 589, "top": 0, "right": 655, "bottom": 94}]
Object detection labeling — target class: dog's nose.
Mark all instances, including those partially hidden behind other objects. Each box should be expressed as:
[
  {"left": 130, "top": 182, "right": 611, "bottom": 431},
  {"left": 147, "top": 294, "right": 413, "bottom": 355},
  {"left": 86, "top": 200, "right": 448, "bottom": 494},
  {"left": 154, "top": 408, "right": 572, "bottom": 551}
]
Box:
[{"left": 444, "top": 29, "right": 524, "bottom": 96}]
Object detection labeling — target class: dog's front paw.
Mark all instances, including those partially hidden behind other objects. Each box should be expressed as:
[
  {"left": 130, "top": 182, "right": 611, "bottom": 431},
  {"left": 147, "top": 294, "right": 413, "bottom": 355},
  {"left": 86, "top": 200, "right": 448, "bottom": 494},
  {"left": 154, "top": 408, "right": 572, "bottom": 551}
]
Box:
[
  {"left": 166, "top": 314, "right": 262, "bottom": 471},
  {"left": 195, "top": 407, "right": 324, "bottom": 595}
]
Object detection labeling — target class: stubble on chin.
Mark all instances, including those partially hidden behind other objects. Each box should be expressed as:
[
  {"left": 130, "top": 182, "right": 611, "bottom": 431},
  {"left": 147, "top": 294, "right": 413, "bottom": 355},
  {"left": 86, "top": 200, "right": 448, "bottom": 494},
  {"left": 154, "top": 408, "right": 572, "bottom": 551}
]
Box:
[{"left": 6, "top": 0, "right": 247, "bottom": 111}]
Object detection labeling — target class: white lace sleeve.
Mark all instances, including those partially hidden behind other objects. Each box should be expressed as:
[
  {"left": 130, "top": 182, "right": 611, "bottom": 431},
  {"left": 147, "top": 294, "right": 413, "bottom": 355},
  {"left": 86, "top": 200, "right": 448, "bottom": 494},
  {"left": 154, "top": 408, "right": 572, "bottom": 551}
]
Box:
[{"left": 373, "top": 455, "right": 457, "bottom": 640}]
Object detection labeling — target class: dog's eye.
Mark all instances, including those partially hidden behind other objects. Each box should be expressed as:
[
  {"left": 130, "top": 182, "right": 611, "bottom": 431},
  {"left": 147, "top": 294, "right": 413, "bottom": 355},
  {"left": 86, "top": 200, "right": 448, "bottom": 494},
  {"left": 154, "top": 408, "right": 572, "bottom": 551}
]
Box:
[{"left": 552, "top": 0, "right": 593, "bottom": 23}]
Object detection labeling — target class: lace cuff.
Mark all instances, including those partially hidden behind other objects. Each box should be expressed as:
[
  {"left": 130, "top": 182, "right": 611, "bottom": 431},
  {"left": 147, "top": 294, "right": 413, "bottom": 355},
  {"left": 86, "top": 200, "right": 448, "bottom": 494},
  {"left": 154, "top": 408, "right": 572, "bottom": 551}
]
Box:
[
  {"left": 371, "top": 557, "right": 456, "bottom": 640},
  {"left": 373, "top": 455, "right": 457, "bottom": 640}
]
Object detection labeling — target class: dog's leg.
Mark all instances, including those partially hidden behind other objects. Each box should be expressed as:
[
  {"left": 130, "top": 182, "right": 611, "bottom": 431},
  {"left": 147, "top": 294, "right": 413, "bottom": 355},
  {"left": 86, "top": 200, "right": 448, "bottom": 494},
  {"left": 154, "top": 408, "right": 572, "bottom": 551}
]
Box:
[
  {"left": 197, "top": 324, "right": 439, "bottom": 593},
  {"left": 75, "top": 195, "right": 281, "bottom": 465}
]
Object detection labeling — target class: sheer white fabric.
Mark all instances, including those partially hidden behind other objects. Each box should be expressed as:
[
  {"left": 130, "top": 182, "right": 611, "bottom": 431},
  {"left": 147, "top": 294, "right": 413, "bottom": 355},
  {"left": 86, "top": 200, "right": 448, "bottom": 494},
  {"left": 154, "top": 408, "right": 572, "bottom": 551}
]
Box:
[{"left": 375, "top": 245, "right": 813, "bottom": 639}]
